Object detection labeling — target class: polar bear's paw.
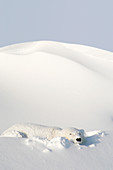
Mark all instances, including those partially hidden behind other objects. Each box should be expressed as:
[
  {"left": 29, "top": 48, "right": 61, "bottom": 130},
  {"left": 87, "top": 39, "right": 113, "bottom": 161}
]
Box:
[
  {"left": 14, "top": 131, "right": 28, "bottom": 138},
  {"left": 1, "top": 130, "right": 28, "bottom": 138}
]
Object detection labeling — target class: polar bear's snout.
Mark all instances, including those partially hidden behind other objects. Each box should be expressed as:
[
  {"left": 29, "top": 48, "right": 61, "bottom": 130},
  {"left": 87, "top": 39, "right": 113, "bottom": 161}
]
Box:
[
  {"left": 76, "top": 138, "right": 81, "bottom": 142},
  {"left": 71, "top": 136, "right": 83, "bottom": 144},
  {"left": 71, "top": 137, "right": 82, "bottom": 144},
  {"left": 72, "top": 135, "right": 84, "bottom": 144}
]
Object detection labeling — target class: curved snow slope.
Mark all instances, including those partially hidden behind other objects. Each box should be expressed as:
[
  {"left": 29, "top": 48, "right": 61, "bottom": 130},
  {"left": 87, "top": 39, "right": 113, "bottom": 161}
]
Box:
[{"left": 0, "top": 41, "right": 113, "bottom": 131}]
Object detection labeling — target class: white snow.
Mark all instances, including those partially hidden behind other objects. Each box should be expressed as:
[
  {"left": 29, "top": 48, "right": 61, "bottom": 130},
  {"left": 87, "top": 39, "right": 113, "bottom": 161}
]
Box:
[{"left": 0, "top": 41, "right": 113, "bottom": 169}]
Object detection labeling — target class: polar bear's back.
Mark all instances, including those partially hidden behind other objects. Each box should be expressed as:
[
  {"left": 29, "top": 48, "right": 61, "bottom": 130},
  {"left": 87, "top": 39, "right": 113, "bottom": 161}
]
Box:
[{"left": 1, "top": 123, "right": 61, "bottom": 139}]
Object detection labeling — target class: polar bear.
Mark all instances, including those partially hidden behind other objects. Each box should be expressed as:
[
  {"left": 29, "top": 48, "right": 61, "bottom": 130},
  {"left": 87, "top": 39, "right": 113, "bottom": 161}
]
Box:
[{"left": 1, "top": 123, "right": 85, "bottom": 144}]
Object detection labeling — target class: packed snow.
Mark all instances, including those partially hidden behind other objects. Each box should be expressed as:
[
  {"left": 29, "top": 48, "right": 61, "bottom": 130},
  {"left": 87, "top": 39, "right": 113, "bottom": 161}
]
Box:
[{"left": 0, "top": 41, "right": 113, "bottom": 169}]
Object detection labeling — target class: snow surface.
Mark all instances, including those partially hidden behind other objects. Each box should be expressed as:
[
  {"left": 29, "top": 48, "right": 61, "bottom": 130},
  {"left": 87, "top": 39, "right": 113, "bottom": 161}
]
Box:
[{"left": 0, "top": 41, "right": 113, "bottom": 169}]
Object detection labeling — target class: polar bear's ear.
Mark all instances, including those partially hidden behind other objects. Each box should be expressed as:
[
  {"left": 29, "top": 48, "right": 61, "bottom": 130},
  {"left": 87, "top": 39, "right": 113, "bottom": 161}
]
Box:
[
  {"left": 79, "top": 129, "right": 85, "bottom": 136},
  {"left": 60, "top": 129, "right": 67, "bottom": 135}
]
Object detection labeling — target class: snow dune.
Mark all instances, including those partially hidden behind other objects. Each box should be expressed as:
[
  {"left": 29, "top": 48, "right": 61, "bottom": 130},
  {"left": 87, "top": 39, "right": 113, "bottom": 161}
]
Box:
[
  {"left": 0, "top": 41, "right": 113, "bottom": 169},
  {"left": 0, "top": 41, "right": 113, "bottom": 131}
]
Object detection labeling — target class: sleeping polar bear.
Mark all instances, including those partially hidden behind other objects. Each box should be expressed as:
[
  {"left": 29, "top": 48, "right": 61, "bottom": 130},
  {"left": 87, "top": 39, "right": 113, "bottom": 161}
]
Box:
[{"left": 1, "top": 123, "right": 85, "bottom": 144}]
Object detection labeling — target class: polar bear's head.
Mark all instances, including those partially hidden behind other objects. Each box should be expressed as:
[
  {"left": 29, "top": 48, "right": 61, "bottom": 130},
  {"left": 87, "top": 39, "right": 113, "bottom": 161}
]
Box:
[{"left": 61, "top": 128, "right": 85, "bottom": 144}]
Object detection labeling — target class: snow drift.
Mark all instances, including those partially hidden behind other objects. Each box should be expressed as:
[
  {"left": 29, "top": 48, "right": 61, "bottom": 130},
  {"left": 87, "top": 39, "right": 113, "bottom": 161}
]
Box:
[{"left": 0, "top": 41, "right": 113, "bottom": 131}]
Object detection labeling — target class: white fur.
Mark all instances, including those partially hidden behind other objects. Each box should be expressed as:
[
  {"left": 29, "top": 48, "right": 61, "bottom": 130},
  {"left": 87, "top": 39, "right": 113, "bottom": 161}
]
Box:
[{"left": 1, "top": 123, "right": 85, "bottom": 144}]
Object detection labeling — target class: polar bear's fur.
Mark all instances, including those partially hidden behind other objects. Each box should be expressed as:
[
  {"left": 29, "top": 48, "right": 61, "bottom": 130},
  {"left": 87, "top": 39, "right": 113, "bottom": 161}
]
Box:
[{"left": 1, "top": 123, "right": 85, "bottom": 144}]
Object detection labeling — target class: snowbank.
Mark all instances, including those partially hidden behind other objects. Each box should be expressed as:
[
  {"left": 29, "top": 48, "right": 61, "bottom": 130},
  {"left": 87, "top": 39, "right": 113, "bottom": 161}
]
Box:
[{"left": 0, "top": 41, "right": 113, "bottom": 131}]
